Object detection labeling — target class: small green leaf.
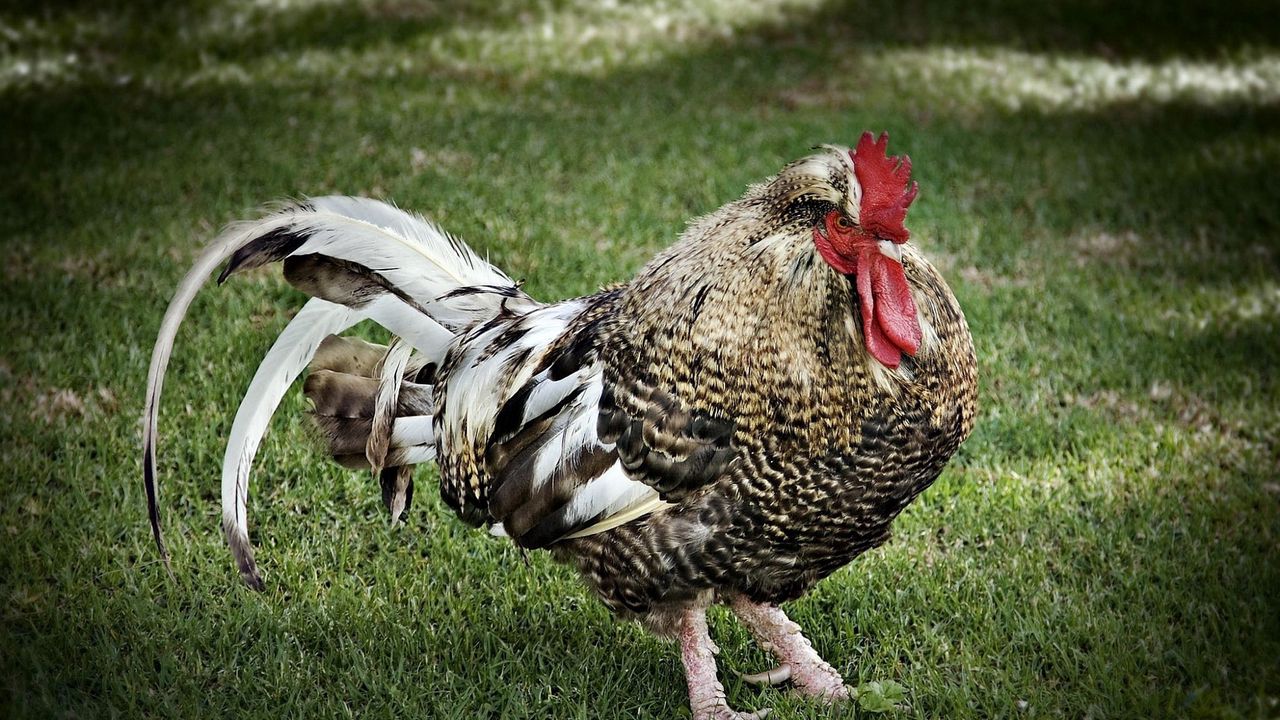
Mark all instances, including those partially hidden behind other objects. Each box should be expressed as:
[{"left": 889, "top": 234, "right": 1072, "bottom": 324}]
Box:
[
  {"left": 855, "top": 680, "right": 907, "bottom": 713},
  {"left": 879, "top": 680, "right": 906, "bottom": 703}
]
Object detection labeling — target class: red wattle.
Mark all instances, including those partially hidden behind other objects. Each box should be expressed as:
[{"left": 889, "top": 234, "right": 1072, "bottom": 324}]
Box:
[
  {"left": 865, "top": 310, "right": 902, "bottom": 368},
  {"left": 869, "top": 253, "right": 922, "bottom": 355},
  {"left": 816, "top": 219, "right": 922, "bottom": 367},
  {"left": 852, "top": 251, "right": 921, "bottom": 367},
  {"left": 855, "top": 251, "right": 901, "bottom": 367}
]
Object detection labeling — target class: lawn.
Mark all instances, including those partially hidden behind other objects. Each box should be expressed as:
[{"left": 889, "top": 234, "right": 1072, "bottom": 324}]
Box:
[{"left": 2, "top": 0, "right": 1278, "bottom": 718}]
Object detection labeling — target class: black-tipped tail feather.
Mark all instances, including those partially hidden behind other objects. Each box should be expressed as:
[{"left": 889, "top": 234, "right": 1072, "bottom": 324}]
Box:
[{"left": 143, "top": 196, "right": 524, "bottom": 587}]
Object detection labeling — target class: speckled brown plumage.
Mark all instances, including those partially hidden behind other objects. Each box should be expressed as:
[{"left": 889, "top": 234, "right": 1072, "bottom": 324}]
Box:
[{"left": 552, "top": 180, "right": 976, "bottom": 630}]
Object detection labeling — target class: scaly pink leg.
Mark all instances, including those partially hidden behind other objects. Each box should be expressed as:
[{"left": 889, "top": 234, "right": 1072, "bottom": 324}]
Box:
[
  {"left": 730, "top": 596, "right": 850, "bottom": 701},
  {"left": 679, "top": 607, "right": 771, "bottom": 720}
]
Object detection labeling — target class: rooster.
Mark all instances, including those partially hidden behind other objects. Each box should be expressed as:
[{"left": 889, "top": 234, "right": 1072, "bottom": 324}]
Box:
[{"left": 144, "top": 132, "right": 977, "bottom": 719}]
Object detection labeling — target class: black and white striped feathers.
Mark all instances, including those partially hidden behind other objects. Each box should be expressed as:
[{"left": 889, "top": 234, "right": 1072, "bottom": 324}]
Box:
[
  {"left": 143, "top": 196, "right": 661, "bottom": 586},
  {"left": 431, "top": 293, "right": 665, "bottom": 546},
  {"left": 303, "top": 293, "right": 669, "bottom": 550}
]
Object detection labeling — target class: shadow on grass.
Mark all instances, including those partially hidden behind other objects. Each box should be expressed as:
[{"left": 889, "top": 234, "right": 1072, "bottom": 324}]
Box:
[
  {"left": 9, "top": 0, "right": 1279, "bottom": 68},
  {"left": 5, "top": 0, "right": 1278, "bottom": 255},
  {"left": 1, "top": 0, "right": 522, "bottom": 66},
  {"left": 834, "top": 0, "right": 1280, "bottom": 59}
]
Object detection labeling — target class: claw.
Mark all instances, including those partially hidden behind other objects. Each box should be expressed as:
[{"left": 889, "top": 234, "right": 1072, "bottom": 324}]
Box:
[
  {"left": 741, "top": 664, "right": 791, "bottom": 687},
  {"left": 731, "top": 597, "right": 850, "bottom": 701}
]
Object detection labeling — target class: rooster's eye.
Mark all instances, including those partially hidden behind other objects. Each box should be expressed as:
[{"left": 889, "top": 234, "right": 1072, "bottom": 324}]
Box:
[{"left": 834, "top": 215, "right": 852, "bottom": 230}]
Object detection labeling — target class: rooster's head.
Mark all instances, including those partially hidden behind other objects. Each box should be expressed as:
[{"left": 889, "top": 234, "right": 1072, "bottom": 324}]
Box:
[{"left": 765, "top": 132, "right": 922, "bottom": 368}]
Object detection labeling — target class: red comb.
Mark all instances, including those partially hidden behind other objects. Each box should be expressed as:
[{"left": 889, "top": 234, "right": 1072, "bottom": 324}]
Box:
[{"left": 852, "top": 131, "right": 919, "bottom": 244}]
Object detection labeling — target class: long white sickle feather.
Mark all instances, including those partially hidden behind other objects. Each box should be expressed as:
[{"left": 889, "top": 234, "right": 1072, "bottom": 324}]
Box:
[
  {"left": 142, "top": 228, "right": 257, "bottom": 575},
  {"left": 222, "top": 297, "right": 451, "bottom": 588},
  {"left": 221, "top": 297, "right": 362, "bottom": 589}
]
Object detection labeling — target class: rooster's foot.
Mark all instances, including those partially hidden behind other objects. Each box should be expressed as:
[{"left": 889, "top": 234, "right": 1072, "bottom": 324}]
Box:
[
  {"left": 730, "top": 596, "right": 851, "bottom": 702},
  {"left": 681, "top": 607, "right": 771, "bottom": 720}
]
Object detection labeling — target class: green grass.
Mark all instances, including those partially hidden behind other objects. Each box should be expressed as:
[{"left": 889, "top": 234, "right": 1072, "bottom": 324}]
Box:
[{"left": 2, "top": 1, "right": 1278, "bottom": 718}]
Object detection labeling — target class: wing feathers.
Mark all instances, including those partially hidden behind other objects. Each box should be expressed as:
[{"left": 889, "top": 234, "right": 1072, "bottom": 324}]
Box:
[
  {"left": 531, "top": 463, "right": 658, "bottom": 545},
  {"left": 602, "top": 376, "right": 737, "bottom": 499},
  {"left": 450, "top": 295, "right": 665, "bottom": 548},
  {"left": 509, "top": 444, "right": 620, "bottom": 548}
]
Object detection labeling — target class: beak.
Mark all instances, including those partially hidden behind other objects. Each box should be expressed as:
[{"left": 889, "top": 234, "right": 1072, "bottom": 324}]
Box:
[{"left": 876, "top": 239, "right": 903, "bottom": 264}]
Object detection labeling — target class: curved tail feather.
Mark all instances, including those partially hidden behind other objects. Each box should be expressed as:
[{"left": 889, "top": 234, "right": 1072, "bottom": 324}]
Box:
[
  {"left": 143, "top": 219, "right": 271, "bottom": 574},
  {"left": 221, "top": 297, "right": 363, "bottom": 589},
  {"left": 144, "top": 196, "right": 528, "bottom": 587}
]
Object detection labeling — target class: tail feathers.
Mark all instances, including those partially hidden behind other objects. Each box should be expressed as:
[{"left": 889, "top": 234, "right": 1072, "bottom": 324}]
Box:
[
  {"left": 304, "top": 344, "right": 437, "bottom": 466},
  {"left": 311, "top": 332, "right": 394, "bottom": 377},
  {"left": 367, "top": 339, "right": 414, "bottom": 474},
  {"left": 332, "top": 444, "right": 435, "bottom": 470},
  {"left": 380, "top": 465, "right": 416, "bottom": 525},
  {"left": 220, "top": 196, "right": 534, "bottom": 332},
  {"left": 303, "top": 369, "right": 434, "bottom": 417},
  {"left": 314, "top": 415, "right": 435, "bottom": 457},
  {"left": 220, "top": 304, "right": 433, "bottom": 587},
  {"left": 143, "top": 213, "right": 293, "bottom": 575},
  {"left": 146, "top": 196, "right": 516, "bottom": 587},
  {"left": 305, "top": 336, "right": 435, "bottom": 523}
]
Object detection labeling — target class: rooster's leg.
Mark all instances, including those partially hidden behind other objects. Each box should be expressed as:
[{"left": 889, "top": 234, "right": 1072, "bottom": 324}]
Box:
[
  {"left": 730, "top": 596, "right": 850, "bottom": 701},
  {"left": 680, "top": 607, "right": 771, "bottom": 720}
]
